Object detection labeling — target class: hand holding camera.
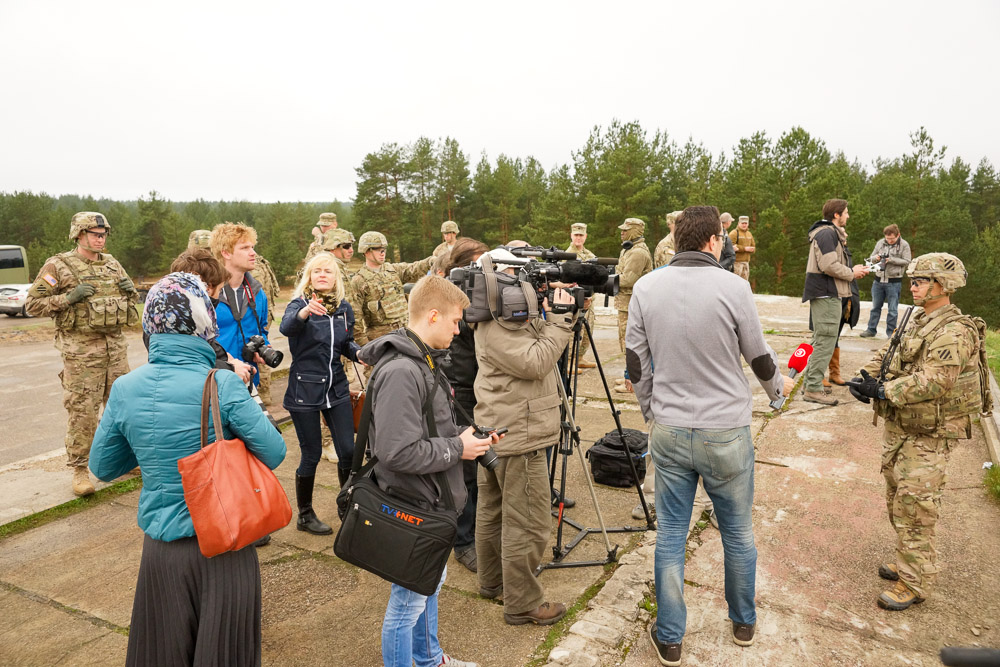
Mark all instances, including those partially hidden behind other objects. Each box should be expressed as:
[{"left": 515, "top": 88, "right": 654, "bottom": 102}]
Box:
[
  {"left": 242, "top": 334, "right": 283, "bottom": 368},
  {"left": 459, "top": 425, "right": 507, "bottom": 469}
]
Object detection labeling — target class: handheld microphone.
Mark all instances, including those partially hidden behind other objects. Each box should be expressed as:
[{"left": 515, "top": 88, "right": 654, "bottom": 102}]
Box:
[{"left": 770, "top": 343, "right": 813, "bottom": 410}]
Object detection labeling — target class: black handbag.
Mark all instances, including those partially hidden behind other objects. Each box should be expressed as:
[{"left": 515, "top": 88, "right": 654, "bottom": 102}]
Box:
[{"left": 334, "top": 357, "right": 458, "bottom": 596}]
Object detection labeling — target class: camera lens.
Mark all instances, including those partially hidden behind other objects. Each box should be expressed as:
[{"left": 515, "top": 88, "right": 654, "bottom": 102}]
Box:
[
  {"left": 477, "top": 445, "right": 499, "bottom": 471},
  {"left": 262, "top": 347, "right": 283, "bottom": 368}
]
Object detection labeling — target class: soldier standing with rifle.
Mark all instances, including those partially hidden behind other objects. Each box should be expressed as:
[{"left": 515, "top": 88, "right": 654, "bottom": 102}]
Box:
[
  {"left": 26, "top": 212, "right": 140, "bottom": 496},
  {"left": 847, "top": 253, "right": 989, "bottom": 611}
]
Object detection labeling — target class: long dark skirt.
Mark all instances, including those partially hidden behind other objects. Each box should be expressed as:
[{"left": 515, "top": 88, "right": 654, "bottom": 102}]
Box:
[{"left": 126, "top": 534, "right": 262, "bottom": 667}]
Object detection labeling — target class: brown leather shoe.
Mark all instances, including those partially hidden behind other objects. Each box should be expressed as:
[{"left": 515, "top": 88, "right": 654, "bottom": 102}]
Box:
[
  {"left": 803, "top": 391, "right": 838, "bottom": 406},
  {"left": 577, "top": 360, "right": 597, "bottom": 369},
  {"left": 504, "top": 601, "right": 567, "bottom": 626},
  {"left": 822, "top": 377, "right": 833, "bottom": 394},
  {"left": 732, "top": 620, "right": 756, "bottom": 646}
]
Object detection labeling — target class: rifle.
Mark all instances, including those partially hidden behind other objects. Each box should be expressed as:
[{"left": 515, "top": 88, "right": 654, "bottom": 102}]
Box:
[{"left": 872, "top": 305, "right": 914, "bottom": 426}]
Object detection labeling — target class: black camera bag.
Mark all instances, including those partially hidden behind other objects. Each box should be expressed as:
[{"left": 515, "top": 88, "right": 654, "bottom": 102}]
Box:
[
  {"left": 585, "top": 428, "right": 648, "bottom": 488},
  {"left": 335, "top": 357, "right": 457, "bottom": 596}
]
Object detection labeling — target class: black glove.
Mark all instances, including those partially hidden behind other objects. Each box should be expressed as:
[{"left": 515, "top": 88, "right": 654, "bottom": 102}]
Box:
[
  {"left": 118, "top": 277, "right": 137, "bottom": 295},
  {"left": 66, "top": 283, "right": 96, "bottom": 304},
  {"left": 846, "top": 369, "right": 883, "bottom": 402},
  {"left": 847, "top": 377, "right": 870, "bottom": 404}
]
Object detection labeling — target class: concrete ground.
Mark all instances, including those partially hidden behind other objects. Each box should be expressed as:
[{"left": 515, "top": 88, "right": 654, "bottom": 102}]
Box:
[{"left": 1, "top": 295, "right": 999, "bottom": 666}]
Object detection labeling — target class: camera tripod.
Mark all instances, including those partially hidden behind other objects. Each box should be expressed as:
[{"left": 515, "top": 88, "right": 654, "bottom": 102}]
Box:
[{"left": 538, "top": 309, "right": 655, "bottom": 573}]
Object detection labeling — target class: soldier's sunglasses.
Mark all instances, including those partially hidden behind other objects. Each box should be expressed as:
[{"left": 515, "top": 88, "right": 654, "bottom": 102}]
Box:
[
  {"left": 86, "top": 230, "right": 108, "bottom": 239},
  {"left": 909, "top": 278, "right": 932, "bottom": 287},
  {"left": 339, "top": 243, "right": 353, "bottom": 250},
  {"left": 369, "top": 247, "right": 386, "bottom": 252}
]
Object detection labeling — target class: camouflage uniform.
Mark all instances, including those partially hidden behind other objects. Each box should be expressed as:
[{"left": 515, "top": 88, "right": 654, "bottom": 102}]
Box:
[
  {"left": 615, "top": 218, "right": 652, "bottom": 352},
  {"left": 25, "top": 213, "right": 139, "bottom": 473},
  {"left": 188, "top": 229, "right": 212, "bottom": 250},
  {"left": 433, "top": 220, "right": 460, "bottom": 258},
  {"left": 351, "top": 233, "right": 433, "bottom": 343},
  {"left": 653, "top": 211, "right": 682, "bottom": 268},
  {"left": 302, "top": 212, "right": 339, "bottom": 266},
  {"left": 859, "top": 254, "right": 987, "bottom": 602},
  {"left": 251, "top": 254, "right": 281, "bottom": 404}
]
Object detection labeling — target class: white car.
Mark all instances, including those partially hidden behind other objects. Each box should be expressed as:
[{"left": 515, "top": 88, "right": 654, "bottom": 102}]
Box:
[{"left": 0, "top": 284, "right": 32, "bottom": 317}]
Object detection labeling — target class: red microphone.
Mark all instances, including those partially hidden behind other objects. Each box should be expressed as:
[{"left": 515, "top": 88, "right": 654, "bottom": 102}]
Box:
[
  {"left": 786, "top": 343, "right": 813, "bottom": 378},
  {"left": 770, "top": 344, "right": 813, "bottom": 410}
]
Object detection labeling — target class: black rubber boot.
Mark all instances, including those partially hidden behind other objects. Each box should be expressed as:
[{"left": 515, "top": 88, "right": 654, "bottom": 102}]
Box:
[
  {"left": 338, "top": 467, "right": 351, "bottom": 489},
  {"left": 296, "top": 474, "right": 333, "bottom": 535}
]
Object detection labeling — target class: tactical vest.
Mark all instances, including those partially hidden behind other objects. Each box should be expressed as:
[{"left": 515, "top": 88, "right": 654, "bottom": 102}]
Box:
[
  {"left": 56, "top": 253, "right": 139, "bottom": 333},
  {"left": 356, "top": 265, "right": 408, "bottom": 326},
  {"left": 877, "top": 309, "right": 989, "bottom": 434}
]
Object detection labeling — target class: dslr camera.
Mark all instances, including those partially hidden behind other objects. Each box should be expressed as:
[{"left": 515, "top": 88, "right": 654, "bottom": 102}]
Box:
[
  {"left": 242, "top": 334, "right": 283, "bottom": 368},
  {"left": 450, "top": 246, "right": 618, "bottom": 324}
]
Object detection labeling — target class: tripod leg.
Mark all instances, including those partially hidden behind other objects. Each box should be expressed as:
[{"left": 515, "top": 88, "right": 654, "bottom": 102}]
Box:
[{"left": 581, "top": 317, "right": 655, "bottom": 529}]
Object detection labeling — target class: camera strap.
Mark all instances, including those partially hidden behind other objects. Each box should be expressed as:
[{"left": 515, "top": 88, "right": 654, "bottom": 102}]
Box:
[{"left": 481, "top": 253, "right": 537, "bottom": 331}]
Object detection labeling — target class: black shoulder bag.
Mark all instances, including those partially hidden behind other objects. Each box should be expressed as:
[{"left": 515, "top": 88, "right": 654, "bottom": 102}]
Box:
[{"left": 333, "top": 357, "right": 458, "bottom": 595}]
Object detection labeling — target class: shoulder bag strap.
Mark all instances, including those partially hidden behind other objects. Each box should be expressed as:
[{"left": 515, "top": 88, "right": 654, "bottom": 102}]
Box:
[{"left": 200, "top": 369, "right": 221, "bottom": 448}]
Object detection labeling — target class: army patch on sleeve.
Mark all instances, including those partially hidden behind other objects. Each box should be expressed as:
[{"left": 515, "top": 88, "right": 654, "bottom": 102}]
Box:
[
  {"left": 937, "top": 349, "right": 953, "bottom": 361},
  {"left": 43, "top": 273, "right": 57, "bottom": 286}
]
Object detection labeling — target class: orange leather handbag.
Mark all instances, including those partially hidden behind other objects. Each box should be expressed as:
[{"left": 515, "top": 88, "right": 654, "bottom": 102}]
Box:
[{"left": 178, "top": 370, "right": 292, "bottom": 558}]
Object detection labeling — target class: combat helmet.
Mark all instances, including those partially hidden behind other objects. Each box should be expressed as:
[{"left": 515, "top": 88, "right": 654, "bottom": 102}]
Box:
[
  {"left": 441, "top": 220, "right": 459, "bottom": 234},
  {"left": 69, "top": 212, "right": 110, "bottom": 241},
  {"left": 322, "top": 228, "right": 355, "bottom": 250},
  {"left": 906, "top": 253, "right": 967, "bottom": 294},
  {"left": 358, "top": 231, "right": 388, "bottom": 254},
  {"left": 188, "top": 229, "right": 212, "bottom": 249}
]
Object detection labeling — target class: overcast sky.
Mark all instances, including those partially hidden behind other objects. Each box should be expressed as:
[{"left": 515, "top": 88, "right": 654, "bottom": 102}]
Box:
[{"left": 2, "top": 1, "right": 998, "bottom": 203}]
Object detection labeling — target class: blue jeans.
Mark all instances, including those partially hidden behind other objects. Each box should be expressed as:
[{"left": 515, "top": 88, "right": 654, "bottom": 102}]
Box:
[
  {"left": 650, "top": 424, "right": 757, "bottom": 644},
  {"left": 866, "top": 281, "right": 902, "bottom": 337},
  {"left": 381, "top": 567, "right": 447, "bottom": 667}
]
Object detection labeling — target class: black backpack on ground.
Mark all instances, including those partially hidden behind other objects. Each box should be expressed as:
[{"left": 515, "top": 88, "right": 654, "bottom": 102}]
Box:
[{"left": 585, "top": 428, "right": 648, "bottom": 488}]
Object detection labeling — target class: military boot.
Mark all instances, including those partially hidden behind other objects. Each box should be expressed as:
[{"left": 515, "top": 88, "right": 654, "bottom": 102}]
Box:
[
  {"left": 878, "top": 562, "right": 899, "bottom": 581},
  {"left": 877, "top": 580, "right": 924, "bottom": 611},
  {"left": 72, "top": 467, "right": 95, "bottom": 497}
]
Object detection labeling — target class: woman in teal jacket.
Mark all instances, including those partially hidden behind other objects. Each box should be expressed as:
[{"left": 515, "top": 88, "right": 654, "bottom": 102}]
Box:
[{"left": 90, "top": 272, "right": 286, "bottom": 667}]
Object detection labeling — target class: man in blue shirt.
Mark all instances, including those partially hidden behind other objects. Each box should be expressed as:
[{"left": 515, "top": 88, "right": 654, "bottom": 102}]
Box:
[{"left": 211, "top": 222, "right": 271, "bottom": 386}]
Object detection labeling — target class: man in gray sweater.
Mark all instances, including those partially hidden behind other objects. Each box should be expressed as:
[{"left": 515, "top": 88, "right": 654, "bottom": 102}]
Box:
[
  {"left": 625, "top": 206, "right": 793, "bottom": 666},
  {"left": 861, "top": 223, "right": 912, "bottom": 338}
]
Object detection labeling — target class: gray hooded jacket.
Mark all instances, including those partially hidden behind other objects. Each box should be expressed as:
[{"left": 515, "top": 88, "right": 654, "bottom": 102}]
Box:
[{"left": 358, "top": 330, "right": 466, "bottom": 513}]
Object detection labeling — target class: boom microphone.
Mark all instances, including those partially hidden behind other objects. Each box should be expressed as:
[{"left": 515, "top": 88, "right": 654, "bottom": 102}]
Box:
[
  {"left": 556, "top": 261, "right": 612, "bottom": 285},
  {"left": 769, "top": 343, "right": 813, "bottom": 410}
]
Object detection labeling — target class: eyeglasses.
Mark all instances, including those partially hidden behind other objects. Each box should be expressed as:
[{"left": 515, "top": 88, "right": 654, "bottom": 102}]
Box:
[
  {"left": 86, "top": 231, "right": 108, "bottom": 240},
  {"left": 910, "top": 277, "right": 932, "bottom": 287},
  {"left": 369, "top": 247, "right": 386, "bottom": 253},
  {"left": 339, "top": 243, "right": 353, "bottom": 250},
  {"left": 714, "top": 233, "right": 726, "bottom": 241}
]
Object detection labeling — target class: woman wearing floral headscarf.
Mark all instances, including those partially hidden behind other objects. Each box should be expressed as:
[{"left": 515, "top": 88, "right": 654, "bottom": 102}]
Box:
[
  {"left": 281, "top": 252, "right": 363, "bottom": 535},
  {"left": 90, "top": 272, "right": 286, "bottom": 667}
]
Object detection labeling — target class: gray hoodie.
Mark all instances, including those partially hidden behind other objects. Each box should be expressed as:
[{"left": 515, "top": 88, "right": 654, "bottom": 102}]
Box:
[
  {"left": 357, "top": 330, "right": 466, "bottom": 513},
  {"left": 625, "top": 251, "right": 784, "bottom": 429}
]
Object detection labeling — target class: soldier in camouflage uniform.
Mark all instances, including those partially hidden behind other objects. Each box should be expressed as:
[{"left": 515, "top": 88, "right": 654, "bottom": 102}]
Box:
[
  {"left": 848, "top": 253, "right": 988, "bottom": 611},
  {"left": 433, "top": 220, "right": 460, "bottom": 258},
  {"left": 654, "top": 211, "right": 682, "bottom": 268},
  {"left": 188, "top": 229, "right": 213, "bottom": 250},
  {"left": 302, "top": 212, "right": 339, "bottom": 266},
  {"left": 565, "top": 223, "right": 597, "bottom": 368},
  {"left": 615, "top": 218, "right": 652, "bottom": 392},
  {"left": 25, "top": 212, "right": 140, "bottom": 496},
  {"left": 351, "top": 231, "right": 433, "bottom": 345}
]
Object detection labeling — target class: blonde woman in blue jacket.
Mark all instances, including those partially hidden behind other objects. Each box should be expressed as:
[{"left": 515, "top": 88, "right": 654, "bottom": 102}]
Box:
[
  {"left": 281, "top": 252, "right": 363, "bottom": 535},
  {"left": 90, "top": 272, "right": 286, "bottom": 667}
]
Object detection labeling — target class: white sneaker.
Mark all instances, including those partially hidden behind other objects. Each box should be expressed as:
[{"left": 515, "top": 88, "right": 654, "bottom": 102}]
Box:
[{"left": 439, "top": 655, "right": 478, "bottom": 667}]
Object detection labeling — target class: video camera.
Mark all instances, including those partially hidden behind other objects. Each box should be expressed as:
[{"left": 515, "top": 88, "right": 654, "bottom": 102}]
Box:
[{"left": 449, "top": 246, "right": 619, "bottom": 323}]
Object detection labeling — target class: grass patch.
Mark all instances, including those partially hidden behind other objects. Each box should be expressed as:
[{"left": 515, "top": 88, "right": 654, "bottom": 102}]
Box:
[
  {"left": 985, "top": 328, "right": 1000, "bottom": 380},
  {"left": 985, "top": 465, "right": 1000, "bottom": 504},
  {"left": 525, "top": 570, "right": 612, "bottom": 667},
  {"left": 0, "top": 476, "right": 142, "bottom": 542}
]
